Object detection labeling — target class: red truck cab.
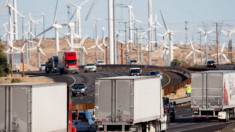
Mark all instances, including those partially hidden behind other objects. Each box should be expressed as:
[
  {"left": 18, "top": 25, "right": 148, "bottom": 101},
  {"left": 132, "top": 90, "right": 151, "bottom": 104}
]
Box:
[{"left": 58, "top": 51, "right": 79, "bottom": 74}]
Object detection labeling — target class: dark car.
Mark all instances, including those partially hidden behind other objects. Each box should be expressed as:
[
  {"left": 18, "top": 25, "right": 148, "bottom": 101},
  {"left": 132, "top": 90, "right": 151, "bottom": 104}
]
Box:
[
  {"left": 72, "top": 83, "right": 87, "bottom": 96},
  {"left": 129, "top": 68, "right": 142, "bottom": 76},
  {"left": 148, "top": 70, "right": 163, "bottom": 79},
  {"left": 206, "top": 61, "right": 216, "bottom": 68},
  {"left": 163, "top": 97, "right": 176, "bottom": 123}
]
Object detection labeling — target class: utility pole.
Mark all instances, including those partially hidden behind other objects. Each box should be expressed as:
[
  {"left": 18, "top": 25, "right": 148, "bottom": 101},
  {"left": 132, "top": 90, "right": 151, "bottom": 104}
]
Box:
[
  {"left": 185, "top": 21, "right": 188, "bottom": 45},
  {"left": 113, "top": 0, "right": 116, "bottom": 64},
  {"left": 67, "top": 5, "right": 71, "bottom": 33},
  {"left": 108, "top": 0, "right": 114, "bottom": 64},
  {"left": 102, "top": 27, "right": 105, "bottom": 61},
  {"left": 75, "top": 21, "right": 77, "bottom": 34},
  {"left": 121, "top": 43, "right": 123, "bottom": 64},
  {"left": 106, "top": 46, "right": 108, "bottom": 64},
  {"left": 155, "top": 22, "right": 157, "bottom": 50},
  {"left": 216, "top": 23, "right": 219, "bottom": 65},
  {"left": 198, "top": 32, "right": 202, "bottom": 65},
  {"left": 42, "top": 14, "right": 46, "bottom": 39},
  {"left": 22, "top": 53, "right": 25, "bottom": 77},
  {"left": 11, "top": 53, "right": 13, "bottom": 77},
  {"left": 136, "top": 28, "right": 139, "bottom": 62},
  {"left": 230, "top": 39, "right": 233, "bottom": 64}
]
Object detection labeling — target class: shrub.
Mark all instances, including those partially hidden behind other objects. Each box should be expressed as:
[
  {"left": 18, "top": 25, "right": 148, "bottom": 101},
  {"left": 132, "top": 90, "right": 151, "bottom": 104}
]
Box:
[
  {"left": 0, "top": 40, "right": 10, "bottom": 77},
  {"left": 180, "top": 60, "right": 188, "bottom": 67},
  {"left": 11, "top": 78, "right": 23, "bottom": 83},
  {"left": 171, "top": 59, "right": 180, "bottom": 66}
]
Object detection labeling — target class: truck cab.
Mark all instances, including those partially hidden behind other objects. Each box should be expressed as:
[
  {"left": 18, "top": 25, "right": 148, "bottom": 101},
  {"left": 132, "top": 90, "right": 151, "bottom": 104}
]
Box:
[{"left": 58, "top": 51, "right": 79, "bottom": 74}]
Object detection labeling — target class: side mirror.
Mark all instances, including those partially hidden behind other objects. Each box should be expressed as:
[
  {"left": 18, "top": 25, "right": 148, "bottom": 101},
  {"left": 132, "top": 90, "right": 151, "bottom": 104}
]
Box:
[{"left": 173, "top": 101, "right": 176, "bottom": 105}]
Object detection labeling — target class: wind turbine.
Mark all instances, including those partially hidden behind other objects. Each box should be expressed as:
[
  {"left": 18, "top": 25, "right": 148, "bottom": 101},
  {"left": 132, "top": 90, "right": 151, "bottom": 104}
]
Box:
[
  {"left": 42, "top": 11, "right": 46, "bottom": 39},
  {"left": 91, "top": 15, "right": 103, "bottom": 39},
  {"left": 153, "top": 14, "right": 162, "bottom": 49},
  {"left": 212, "top": 43, "right": 229, "bottom": 64},
  {"left": 66, "top": 0, "right": 89, "bottom": 38},
  {"left": 221, "top": 28, "right": 235, "bottom": 59},
  {"left": 101, "top": 35, "right": 108, "bottom": 61},
  {"left": 160, "top": 11, "right": 186, "bottom": 63},
  {"left": 199, "top": 28, "right": 214, "bottom": 62},
  {"left": 36, "top": 0, "right": 70, "bottom": 55},
  {"left": 73, "top": 36, "right": 88, "bottom": 65},
  {"left": 116, "top": 31, "right": 124, "bottom": 61},
  {"left": 185, "top": 40, "right": 204, "bottom": 65},
  {"left": 88, "top": 36, "right": 104, "bottom": 62},
  {"left": 1, "top": 0, "right": 23, "bottom": 53}
]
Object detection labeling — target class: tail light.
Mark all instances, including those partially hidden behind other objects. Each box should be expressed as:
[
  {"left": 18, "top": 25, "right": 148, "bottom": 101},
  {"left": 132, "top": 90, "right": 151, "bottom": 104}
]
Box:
[
  {"left": 81, "top": 119, "right": 88, "bottom": 122},
  {"left": 164, "top": 107, "right": 167, "bottom": 112},
  {"left": 129, "top": 73, "right": 131, "bottom": 75},
  {"left": 97, "top": 121, "right": 102, "bottom": 124}
]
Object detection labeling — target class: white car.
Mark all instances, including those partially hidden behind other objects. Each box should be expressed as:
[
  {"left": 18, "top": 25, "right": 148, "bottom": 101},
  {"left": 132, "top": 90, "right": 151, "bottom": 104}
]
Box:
[
  {"left": 95, "top": 60, "right": 106, "bottom": 65},
  {"left": 84, "top": 63, "right": 97, "bottom": 73},
  {"left": 39, "top": 64, "right": 46, "bottom": 71},
  {"left": 127, "top": 60, "right": 138, "bottom": 65}
]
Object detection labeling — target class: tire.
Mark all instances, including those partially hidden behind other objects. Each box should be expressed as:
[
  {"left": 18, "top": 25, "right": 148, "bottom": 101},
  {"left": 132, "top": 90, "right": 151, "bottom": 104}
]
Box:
[
  {"left": 225, "top": 110, "right": 229, "bottom": 122},
  {"left": 155, "top": 121, "right": 161, "bottom": 132},
  {"left": 45, "top": 67, "right": 50, "bottom": 73},
  {"left": 137, "top": 124, "right": 142, "bottom": 132},
  {"left": 141, "top": 123, "right": 147, "bottom": 132},
  {"left": 85, "top": 71, "right": 87, "bottom": 73},
  {"left": 50, "top": 68, "right": 53, "bottom": 73},
  {"left": 72, "top": 93, "right": 76, "bottom": 96},
  {"left": 170, "top": 113, "right": 175, "bottom": 123}
]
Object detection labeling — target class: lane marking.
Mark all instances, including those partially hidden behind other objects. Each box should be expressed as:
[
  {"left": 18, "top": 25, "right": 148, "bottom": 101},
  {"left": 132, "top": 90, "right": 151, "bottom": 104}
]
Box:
[
  {"left": 162, "top": 73, "right": 171, "bottom": 88},
  {"left": 68, "top": 75, "right": 76, "bottom": 87}
]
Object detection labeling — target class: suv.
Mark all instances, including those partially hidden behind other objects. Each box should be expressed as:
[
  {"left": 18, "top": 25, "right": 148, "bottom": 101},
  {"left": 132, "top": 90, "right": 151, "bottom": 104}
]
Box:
[
  {"left": 148, "top": 70, "right": 163, "bottom": 79},
  {"left": 163, "top": 97, "right": 176, "bottom": 123},
  {"left": 72, "top": 110, "right": 96, "bottom": 132},
  {"left": 127, "top": 60, "right": 138, "bottom": 65},
  {"left": 72, "top": 83, "right": 87, "bottom": 96},
  {"left": 85, "top": 63, "right": 97, "bottom": 73},
  {"left": 205, "top": 61, "right": 216, "bottom": 68},
  {"left": 129, "top": 68, "right": 142, "bottom": 76},
  {"left": 95, "top": 60, "right": 106, "bottom": 65}
]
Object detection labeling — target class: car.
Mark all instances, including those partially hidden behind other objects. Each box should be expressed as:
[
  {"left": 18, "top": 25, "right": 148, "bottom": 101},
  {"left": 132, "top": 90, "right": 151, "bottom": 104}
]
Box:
[
  {"left": 163, "top": 97, "right": 176, "bottom": 123},
  {"left": 72, "top": 83, "right": 87, "bottom": 96},
  {"left": 129, "top": 68, "right": 142, "bottom": 76},
  {"left": 85, "top": 63, "right": 97, "bottom": 73},
  {"left": 39, "top": 64, "right": 46, "bottom": 71},
  {"left": 127, "top": 60, "right": 138, "bottom": 65},
  {"left": 72, "top": 110, "right": 96, "bottom": 132},
  {"left": 95, "top": 60, "right": 106, "bottom": 65},
  {"left": 205, "top": 60, "right": 216, "bottom": 68},
  {"left": 148, "top": 70, "right": 163, "bottom": 79}
]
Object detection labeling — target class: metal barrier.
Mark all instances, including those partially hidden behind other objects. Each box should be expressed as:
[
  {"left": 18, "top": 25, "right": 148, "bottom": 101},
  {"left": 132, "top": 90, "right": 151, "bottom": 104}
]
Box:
[
  {"left": 217, "top": 122, "right": 235, "bottom": 132},
  {"left": 163, "top": 78, "right": 191, "bottom": 96}
]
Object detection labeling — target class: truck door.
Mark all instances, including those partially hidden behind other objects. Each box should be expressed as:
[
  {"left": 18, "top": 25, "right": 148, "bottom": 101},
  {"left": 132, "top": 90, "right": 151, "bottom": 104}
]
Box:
[{"left": 116, "top": 80, "right": 132, "bottom": 122}]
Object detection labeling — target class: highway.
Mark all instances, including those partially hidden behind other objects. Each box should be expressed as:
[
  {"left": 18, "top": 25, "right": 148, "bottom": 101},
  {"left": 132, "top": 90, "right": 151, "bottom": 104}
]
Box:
[{"left": 25, "top": 68, "right": 187, "bottom": 104}]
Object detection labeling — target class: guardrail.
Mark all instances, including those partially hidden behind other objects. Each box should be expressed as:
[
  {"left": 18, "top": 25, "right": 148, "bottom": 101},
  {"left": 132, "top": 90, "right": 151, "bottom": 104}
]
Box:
[
  {"left": 79, "top": 64, "right": 191, "bottom": 77},
  {"left": 163, "top": 78, "right": 191, "bottom": 96}
]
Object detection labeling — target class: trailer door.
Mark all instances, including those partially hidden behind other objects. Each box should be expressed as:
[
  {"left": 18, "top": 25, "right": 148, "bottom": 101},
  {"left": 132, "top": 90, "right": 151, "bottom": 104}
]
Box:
[
  {"left": 0, "top": 86, "right": 6, "bottom": 131},
  {"left": 116, "top": 80, "right": 132, "bottom": 122}
]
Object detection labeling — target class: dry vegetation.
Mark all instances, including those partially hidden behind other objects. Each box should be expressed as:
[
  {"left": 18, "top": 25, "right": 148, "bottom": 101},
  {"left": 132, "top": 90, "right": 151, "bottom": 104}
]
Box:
[{"left": 1, "top": 37, "right": 231, "bottom": 70}]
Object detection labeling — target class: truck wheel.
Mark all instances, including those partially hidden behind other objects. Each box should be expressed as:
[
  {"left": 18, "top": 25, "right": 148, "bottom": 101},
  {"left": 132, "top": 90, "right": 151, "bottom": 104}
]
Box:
[
  {"left": 155, "top": 121, "right": 161, "bottom": 132},
  {"left": 85, "top": 71, "right": 87, "bottom": 73},
  {"left": 46, "top": 68, "right": 50, "bottom": 73},
  {"left": 225, "top": 110, "right": 229, "bottom": 122},
  {"left": 141, "top": 123, "right": 147, "bottom": 132},
  {"left": 72, "top": 93, "right": 76, "bottom": 96},
  {"left": 137, "top": 124, "right": 142, "bottom": 132},
  {"left": 170, "top": 113, "right": 175, "bottom": 123}
]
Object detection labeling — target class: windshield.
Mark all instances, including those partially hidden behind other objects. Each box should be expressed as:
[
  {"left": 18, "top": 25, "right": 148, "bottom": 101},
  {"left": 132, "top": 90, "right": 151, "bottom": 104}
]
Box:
[
  {"left": 72, "top": 112, "right": 86, "bottom": 120},
  {"left": 163, "top": 97, "right": 169, "bottom": 106},
  {"left": 150, "top": 71, "right": 160, "bottom": 75},
  {"left": 73, "top": 84, "right": 85, "bottom": 89},
  {"left": 41, "top": 64, "right": 45, "bottom": 66},
  {"left": 208, "top": 61, "right": 215, "bottom": 63},
  {"left": 66, "top": 60, "right": 76, "bottom": 64},
  {"left": 87, "top": 63, "right": 95, "bottom": 66},
  {"left": 98, "top": 61, "right": 104, "bottom": 63},
  {"left": 130, "top": 60, "right": 137, "bottom": 63},
  {"left": 130, "top": 69, "right": 140, "bottom": 73}
]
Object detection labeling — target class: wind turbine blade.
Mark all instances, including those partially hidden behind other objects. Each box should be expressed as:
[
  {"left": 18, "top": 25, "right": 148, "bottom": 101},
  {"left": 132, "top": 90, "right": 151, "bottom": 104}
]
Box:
[
  {"left": 135, "top": 20, "right": 142, "bottom": 23},
  {"left": 221, "top": 43, "right": 225, "bottom": 53},
  {"left": 8, "top": 4, "right": 23, "bottom": 17},
  {"left": 88, "top": 45, "right": 96, "bottom": 50},
  {"left": 157, "top": 22, "right": 162, "bottom": 27},
  {"left": 1, "top": 33, "right": 7, "bottom": 39},
  {"left": 38, "top": 37, "right": 43, "bottom": 47},
  {"left": 221, "top": 30, "right": 228, "bottom": 35},
  {"left": 222, "top": 54, "right": 229, "bottom": 62},
  {"left": 195, "top": 49, "right": 203, "bottom": 53},
  {"left": 29, "top": 32, "right": 35, "bottom": 37},
  {"left": 103, "top": 35, "right": 106, "bottom": 43},
  {"left": 119, "top": 41, "right": 125, "bottom": 44},
  {"left": 129, "top": 0, "right": 134, "bottom": 5},
  {"left": 199, "top": 28, "right": 205, "bottom": 34},
  {"left": 36, "top": 26, "right": 53, "bottom": 37},
  {"left": 79, "top": 0, "right": 89, "bottom": 6},
  {"left": 186, "top": 51, "right": 193, "bottom": 58},
  {"left": 83, "top": 46, "right": 88, "bottom": 55},
  {"left": 39, "top": 48, "right": 46, "bottom": 56},
  {"left": 96, "top": 36, "right": 99, "bottom": 45},
  {"left": 66, "top": 0, "right": 79, "bottom": 8},
  {"left": 12, "top": 47, "right": 21, "bottom": 51},
  {"left": 190, "top": 40, "right": 194, "bottom": 50},
  {"left": 69, "top": 10, "right": 77, "bottom": 23},
  {"left": 207, "top": 30, "right": 215, "bottom": 34},
  {"left": 53, "top": 0, "right": 59, "bottom": 24},
  {"left": 85, "top": 0, "right": 97, "bottom": 21},
  {"left": 97, "top": 45, "right": 104, "bottom": 52},
  {"left": 29, "top": 47, "right": 37, "bottom": 50},
  {"left": 130, "top": 9, "right": 135, "bottom": 20},
  {"left": 157, "top": 33, "right": 164, "bottom": 37},
  {"left": 160, "top": 11, "right": 168, "bottom": 31}
]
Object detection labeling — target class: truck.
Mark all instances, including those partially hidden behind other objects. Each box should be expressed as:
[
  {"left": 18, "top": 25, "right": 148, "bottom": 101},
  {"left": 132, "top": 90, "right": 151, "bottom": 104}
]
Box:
[
  {"left": 191, "top": 70, "right": 235, "bottom": 122},
  {"left": 94, "top": 76, "right": 167, "bottom": 132},
  {"left": 58, "top": 51, "right": 79, "bottom": 74},
  {"left": 45, "top": 56, "right": 60, "bottom": 73},
  {"left": 0, "top": 82, "right": 76, "bottom": 132}
]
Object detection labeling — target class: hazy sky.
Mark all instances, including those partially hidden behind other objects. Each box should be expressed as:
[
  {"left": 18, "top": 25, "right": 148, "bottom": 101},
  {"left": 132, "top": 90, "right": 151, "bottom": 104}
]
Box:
[{"left": 0, "top": 0, "right": 235, "bottom": 48}]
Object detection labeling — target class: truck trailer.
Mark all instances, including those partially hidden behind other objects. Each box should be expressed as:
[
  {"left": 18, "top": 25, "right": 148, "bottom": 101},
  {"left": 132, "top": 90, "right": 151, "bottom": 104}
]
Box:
[
  {"left": 191, "top": 70, "right": 235, "bottom": 122},
  {"left": 58, "top": 51, "right": 79, "bottom": 74},
  {"left": 94, "top": 76, "right": 167, "bottom": 132},
  {"left": 0, "top": 82, "right": 75, "bottom": 132}
]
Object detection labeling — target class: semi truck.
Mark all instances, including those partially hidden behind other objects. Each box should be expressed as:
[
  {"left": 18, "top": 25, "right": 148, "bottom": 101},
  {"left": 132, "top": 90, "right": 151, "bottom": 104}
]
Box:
[
  {"left": 94, "top": 76, "right": 167, "bottom": 132},
  {"left": 45, "top": 56, "right": 60, "bottom": 73},
  {"left": 0, "top": 82, "right": 76, "bottom": 132},
  {"left": 191, "top": 70, "right": 235, "bottom": 122},
  {"left": 58, "top": 51, "right": 79, "bottom": 74}
]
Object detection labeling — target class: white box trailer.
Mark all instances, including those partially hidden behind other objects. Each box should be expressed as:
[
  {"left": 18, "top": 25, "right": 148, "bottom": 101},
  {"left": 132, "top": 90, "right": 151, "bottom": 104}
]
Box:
[
  {"left": 191, "top": 70, "right": 235, "bottom": 122},
  {"left": 95, "top": 76, "right": 167, "bottom": 132},
  {"left": 0, "top": 82, "right": 68, "bottom": 132}
]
